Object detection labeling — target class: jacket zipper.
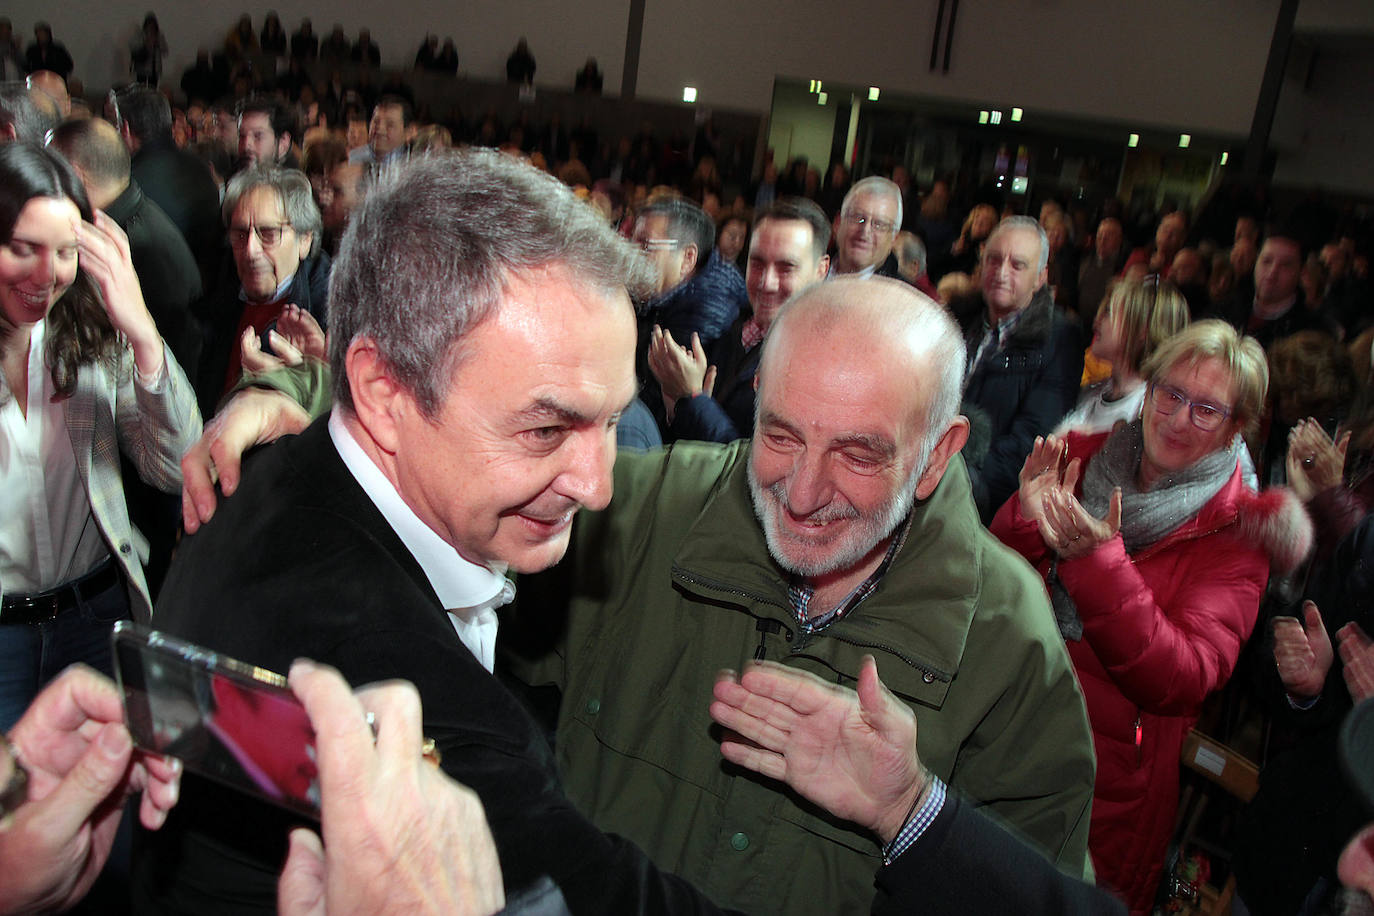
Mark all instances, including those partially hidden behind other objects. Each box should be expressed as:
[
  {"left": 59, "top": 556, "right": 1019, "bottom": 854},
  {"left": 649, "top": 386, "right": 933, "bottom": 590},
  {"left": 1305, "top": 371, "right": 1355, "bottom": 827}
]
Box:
[
  {"left": 673, "top": 566, "right": 951, "bottom": 684},
  {"left": 1134, "top": 712, "right": 1143, "bottom": 765},
  {"left": 804, "top": 631, "right": 951, "bottom": 685}
]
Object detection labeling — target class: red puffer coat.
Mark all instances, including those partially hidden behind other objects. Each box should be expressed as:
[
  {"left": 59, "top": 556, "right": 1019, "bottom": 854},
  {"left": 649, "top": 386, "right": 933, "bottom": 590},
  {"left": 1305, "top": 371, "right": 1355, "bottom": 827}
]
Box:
[{"left": 991, "top": 431, "right": 1312, "bottom": 914}]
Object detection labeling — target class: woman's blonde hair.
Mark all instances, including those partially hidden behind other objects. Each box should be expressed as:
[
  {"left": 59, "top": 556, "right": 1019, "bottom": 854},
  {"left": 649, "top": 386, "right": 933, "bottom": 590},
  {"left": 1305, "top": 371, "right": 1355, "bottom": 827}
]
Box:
[
  {"left": 1142, "top": 319, "right": 1268, "bottom": 433},
  {"left": 1101, "top": 277, "right": 1190, "bottom": 374}
]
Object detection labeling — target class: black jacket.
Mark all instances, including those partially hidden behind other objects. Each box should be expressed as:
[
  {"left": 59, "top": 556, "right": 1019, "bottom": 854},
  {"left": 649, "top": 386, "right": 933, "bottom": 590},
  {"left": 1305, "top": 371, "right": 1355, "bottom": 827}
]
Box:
[
  {"left": 668, "top": 317, "right": 761, "bottom": 444},
  {"left": 105, "top": 180, "right": 202, "bottom": 376},
  {"left": 952, "top": 286, "right": 1083, "bottom": 521},
  {"left": 130, "top": 140, "right": 224, "bottom": 291},
  {"left": 137, "top": 419, "right": 735, "bottom": 915}
]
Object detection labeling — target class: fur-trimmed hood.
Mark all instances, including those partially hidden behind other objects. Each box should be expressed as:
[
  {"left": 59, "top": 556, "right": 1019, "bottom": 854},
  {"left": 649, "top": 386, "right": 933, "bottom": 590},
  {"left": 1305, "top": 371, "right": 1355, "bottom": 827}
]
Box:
[{"left": 1235, "top": 484, "right": 1314, "bottom": 574}]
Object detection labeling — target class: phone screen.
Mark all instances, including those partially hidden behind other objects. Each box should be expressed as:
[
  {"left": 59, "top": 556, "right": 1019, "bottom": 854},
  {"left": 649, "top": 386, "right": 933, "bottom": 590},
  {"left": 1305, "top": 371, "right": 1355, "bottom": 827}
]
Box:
[{"left": 112, "top": 621, "right": 320, "bottom": 819}]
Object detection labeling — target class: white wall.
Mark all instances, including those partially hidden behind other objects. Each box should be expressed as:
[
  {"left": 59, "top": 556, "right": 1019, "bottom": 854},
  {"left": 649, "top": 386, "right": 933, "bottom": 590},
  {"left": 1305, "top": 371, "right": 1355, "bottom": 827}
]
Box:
[{"left": 13, "top": 0, "right": 1280, "bottom": 138}]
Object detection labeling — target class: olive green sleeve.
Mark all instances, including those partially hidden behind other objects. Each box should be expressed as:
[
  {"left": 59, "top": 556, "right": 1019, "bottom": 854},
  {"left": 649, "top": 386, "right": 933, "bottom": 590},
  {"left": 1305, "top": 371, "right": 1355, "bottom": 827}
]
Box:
[{"left": 233, "top": 358, "right": 334, "bottom": 420}]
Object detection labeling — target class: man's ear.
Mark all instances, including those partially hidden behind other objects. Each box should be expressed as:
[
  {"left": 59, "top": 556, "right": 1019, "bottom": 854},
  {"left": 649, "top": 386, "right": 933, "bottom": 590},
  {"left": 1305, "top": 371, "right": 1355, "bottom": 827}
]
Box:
[
  {"left": 680, "top": 242, "right": 699, "bottom": 279},
  {"left": 276, "top": 131, "right": 292, "bottom": 162},
  {"left": 914, "top": 416, "right": 971, "bottom": 500},
  {"left": 815, "top": 253, "right": 830, "bottom": 280},
  {"left": 344, "top": 337, "right": 409, "bottom": 455}
]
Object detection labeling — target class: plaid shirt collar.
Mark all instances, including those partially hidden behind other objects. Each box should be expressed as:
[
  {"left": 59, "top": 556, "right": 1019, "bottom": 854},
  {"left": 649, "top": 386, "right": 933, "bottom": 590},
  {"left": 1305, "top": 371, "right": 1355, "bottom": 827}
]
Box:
[
  {"left": 787, "top": 515, "right": 913, "bottom": 633},
  {"left": 740, "top": 318, "right": 766, "bottom": 351}
]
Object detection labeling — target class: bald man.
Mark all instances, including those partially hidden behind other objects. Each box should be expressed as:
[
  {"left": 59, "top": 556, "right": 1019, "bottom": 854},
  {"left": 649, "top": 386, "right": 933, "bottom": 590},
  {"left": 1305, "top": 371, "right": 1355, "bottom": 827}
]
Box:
[
  {"left": 26, "top": 69, "right": 68, "bottom": 117},
  {"left": 509, "top": 277, "right": 1096, "bottom": 913}
]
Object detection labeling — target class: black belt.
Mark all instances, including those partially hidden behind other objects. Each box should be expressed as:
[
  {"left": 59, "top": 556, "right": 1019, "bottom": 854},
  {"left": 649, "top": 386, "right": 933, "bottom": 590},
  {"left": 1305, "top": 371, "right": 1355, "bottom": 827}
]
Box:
[{"left": 1, "top": 562, "right": 123, "bottom": 626}]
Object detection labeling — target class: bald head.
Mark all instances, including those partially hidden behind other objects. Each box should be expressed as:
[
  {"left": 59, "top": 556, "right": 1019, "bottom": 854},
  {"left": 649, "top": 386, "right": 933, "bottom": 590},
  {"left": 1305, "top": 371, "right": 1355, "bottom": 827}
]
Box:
[
  {"left": 749, "top": 278, "right": 971, "bottom": 583},
  {"left": 27, "top": 70, "right": 69, "bottom": 118},
  {"left": 760, "top": 277, "right": 967, "bottom": 463},
  {"left": 49, "top": 117, "right": 130, "bottom": 210}
]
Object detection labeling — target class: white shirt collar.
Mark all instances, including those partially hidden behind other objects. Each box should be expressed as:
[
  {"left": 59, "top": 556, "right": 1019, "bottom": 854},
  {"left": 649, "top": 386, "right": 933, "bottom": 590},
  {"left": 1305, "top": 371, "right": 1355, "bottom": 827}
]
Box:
[
  {"left": 239, "top": 270, "right": 298, "bottom": 305},
  {"left": 327, "top": 410, "right": 512, "bottom": 670}
]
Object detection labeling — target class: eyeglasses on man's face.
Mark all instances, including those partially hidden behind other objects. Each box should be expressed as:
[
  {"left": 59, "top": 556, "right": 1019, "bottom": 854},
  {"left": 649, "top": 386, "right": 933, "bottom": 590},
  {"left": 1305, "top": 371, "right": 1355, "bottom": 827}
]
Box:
[
  {"left": 229, "top": 223, "right": 292, "bottom": 249},
  {"left": 842, "top": 212, "right": 896, "bottom": 236}
]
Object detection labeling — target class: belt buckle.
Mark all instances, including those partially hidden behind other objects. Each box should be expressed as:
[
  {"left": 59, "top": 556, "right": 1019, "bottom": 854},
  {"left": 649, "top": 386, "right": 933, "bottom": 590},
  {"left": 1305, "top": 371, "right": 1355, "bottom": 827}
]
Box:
[{"left": 1, "top": 593, "right": 62, "bottom": 625}]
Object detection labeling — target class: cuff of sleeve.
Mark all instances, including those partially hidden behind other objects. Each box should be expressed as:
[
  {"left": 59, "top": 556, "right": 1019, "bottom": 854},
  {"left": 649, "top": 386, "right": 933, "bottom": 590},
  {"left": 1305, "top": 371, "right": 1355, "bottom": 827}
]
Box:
[
  {"left": 1286, "top": 691, "right": 1321, "bottom": 710},
  {"left": 132, "top": 343, "right": 169, "bottom": 392},
  {"left": 882, "top": 775, "right": 947, "bottom": 865}
]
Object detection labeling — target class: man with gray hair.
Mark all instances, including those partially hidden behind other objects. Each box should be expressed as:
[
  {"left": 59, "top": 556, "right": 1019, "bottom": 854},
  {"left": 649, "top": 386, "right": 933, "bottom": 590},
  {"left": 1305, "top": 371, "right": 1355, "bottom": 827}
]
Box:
[
  {"left": 0, "top": 79, "right": 51, "bottom": 142},
  {"left": 949, "top": 215, "right": 1082, "bottom": 520},
  {"left": 139, "top": 149, "right": 741, "bottom": 913},
  {"left": 831, "top": 175, "right": 904, "bottom": 279},
  {"left": 196, "top": 165, "right": 330, "bottom": 414},
  {"left": 509, "top": 276, "right": 1096, "bottom": 913}
]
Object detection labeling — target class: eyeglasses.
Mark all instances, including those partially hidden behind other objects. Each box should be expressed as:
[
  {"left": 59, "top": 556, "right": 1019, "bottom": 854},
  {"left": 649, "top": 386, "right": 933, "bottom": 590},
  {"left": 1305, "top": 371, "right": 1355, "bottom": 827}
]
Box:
[
  {"left": 637, "top": 237, "right": 679, "bottom": 254},
  {"left": 842, "top": 212, "right": 896, "bottom": 236},
  {"left": 1148, "top": 382, "right": 1233, "bottom": 431},
  {"left": 229, "top": 223, "right": 292, "bottom": 249}
]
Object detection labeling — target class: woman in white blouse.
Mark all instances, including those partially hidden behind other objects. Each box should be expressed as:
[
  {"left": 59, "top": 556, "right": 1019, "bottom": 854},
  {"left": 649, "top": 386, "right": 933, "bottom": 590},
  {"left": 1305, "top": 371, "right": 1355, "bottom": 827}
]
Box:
[{"left": 0, "top": 142, "right": 200, "bottom": 729}]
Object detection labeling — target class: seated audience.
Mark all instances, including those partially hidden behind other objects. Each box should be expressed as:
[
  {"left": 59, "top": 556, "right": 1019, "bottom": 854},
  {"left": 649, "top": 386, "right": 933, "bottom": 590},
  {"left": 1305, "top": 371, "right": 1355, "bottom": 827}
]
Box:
[
  {"left": 894, "top": 230, "right": 939, "bottom": 298},
  {"left": 990, "top": 320, "right": 1313, "bottom": 913},
  {"left": 1122, "top": 210, "right": 1187, "bottom": 279},
  {"left": 1212, "top": 230, "right": 1334, "bottom": 350},
  {"left": 1078, "top": 217, "right": 1127, "bottom": 333}
]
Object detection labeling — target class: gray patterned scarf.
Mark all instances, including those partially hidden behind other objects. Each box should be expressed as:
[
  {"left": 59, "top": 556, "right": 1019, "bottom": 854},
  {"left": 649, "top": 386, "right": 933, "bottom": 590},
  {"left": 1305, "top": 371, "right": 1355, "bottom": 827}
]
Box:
[{"left": 1050, "top": 420, "right": 1238, "bottom": 640}]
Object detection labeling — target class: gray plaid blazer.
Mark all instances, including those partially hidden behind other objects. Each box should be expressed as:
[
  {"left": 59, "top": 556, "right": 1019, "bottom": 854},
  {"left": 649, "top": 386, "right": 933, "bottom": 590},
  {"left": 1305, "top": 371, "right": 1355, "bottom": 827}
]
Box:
[{"left": 3, "top": 342, "right": 202, "bottom": 621}]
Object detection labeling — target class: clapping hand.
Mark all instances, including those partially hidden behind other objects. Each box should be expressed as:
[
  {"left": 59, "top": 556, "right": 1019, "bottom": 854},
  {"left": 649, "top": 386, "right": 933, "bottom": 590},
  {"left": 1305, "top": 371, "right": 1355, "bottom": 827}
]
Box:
[{"left": 1272, "top": 601, "right": 1334, "bottom": 701}]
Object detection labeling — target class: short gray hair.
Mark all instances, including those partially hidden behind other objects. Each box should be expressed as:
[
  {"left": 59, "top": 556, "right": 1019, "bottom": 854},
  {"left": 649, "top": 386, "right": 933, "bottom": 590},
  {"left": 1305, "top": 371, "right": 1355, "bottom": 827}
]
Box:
[
  {"left": 987, "top": 215, "right": 1049, "bottom": 273},
  {"left": 896, "top": 231, "right": 927, "bottom": 275},
  {"left": 841, "top": 176, "right": 903, "bottom": 234},
  {"left": 760, "top": 277, "right": 964, "bottom": 472},
  {"left": 0, "top": 81, "right": 50, "bottom": 143},
  {"left": 222, "top": 166, "right": 322, "bottom": 258},
  {"left": 329, "top": 149, "right": 655, "bottom": 418}
]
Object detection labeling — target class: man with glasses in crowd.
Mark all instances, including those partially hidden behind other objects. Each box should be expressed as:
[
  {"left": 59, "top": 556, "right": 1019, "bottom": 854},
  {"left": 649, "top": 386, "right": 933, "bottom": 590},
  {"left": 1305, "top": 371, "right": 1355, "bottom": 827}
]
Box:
[
  {"left": 195, "top": 167, "right": 330, "bottom": 415},
  {"left": 830, "top": 176, "right": 904, "bottom": 280}
]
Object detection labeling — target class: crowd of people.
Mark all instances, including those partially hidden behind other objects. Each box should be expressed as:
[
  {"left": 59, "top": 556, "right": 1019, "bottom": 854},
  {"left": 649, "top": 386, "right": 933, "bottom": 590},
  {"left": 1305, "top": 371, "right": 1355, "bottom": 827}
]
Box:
[{"left": 1, "top": 10, "right": 1374, "bottom": 916}]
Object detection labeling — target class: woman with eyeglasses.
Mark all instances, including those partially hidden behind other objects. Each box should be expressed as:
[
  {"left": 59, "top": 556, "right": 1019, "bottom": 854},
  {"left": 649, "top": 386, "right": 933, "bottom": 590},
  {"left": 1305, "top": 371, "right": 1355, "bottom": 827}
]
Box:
[
  {"left": 990, "top": 320, "right": 1313, "bottom": 914},
  {"left": 0, "top": 142, "right": 200, "bottom": 731}
]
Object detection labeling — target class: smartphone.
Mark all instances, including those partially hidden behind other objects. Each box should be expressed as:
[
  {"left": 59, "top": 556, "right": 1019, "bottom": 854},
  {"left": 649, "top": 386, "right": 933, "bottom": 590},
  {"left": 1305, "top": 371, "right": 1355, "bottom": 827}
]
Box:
[{"left": 112, "top": 621, "right": 320, "bottom": 819}]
